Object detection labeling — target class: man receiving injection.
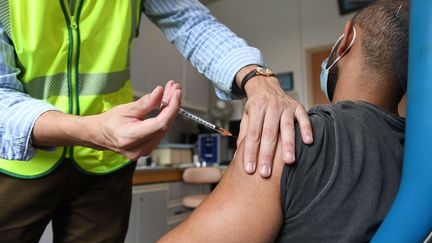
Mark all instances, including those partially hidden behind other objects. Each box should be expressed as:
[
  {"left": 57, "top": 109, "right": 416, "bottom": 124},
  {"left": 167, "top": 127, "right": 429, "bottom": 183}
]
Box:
[{"left": 0, "top": 1, "right": 312, "bottom": 242}]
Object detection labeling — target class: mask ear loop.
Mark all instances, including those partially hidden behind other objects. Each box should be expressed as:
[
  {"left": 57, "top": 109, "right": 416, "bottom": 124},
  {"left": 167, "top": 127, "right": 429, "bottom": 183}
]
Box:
[{"left": 326, "top": 27, "right": 357, "bottom": 70}]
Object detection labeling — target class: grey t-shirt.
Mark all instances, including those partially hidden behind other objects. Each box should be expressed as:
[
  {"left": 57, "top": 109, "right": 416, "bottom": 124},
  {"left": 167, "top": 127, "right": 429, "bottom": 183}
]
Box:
[{"left": 276, "top": 101, "right": 405, "bottom": 243}]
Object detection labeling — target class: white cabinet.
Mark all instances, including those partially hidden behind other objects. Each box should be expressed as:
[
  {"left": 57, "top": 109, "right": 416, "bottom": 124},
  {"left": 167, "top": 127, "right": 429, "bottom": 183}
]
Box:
[
  {"left": 124, "top": 181, "right": 211, "bottom": 242},
  {"left": 130, "top": 15, "right": 184, "bottom": 98},
  {"left": 125, "top": 184, "right": 169, "bottom": 243},
  {"left": 131, "top": 15, "right": 210, "bottom": 112},
  {"left": 181, "top": 61, "right": 212, "bottom": 112}
]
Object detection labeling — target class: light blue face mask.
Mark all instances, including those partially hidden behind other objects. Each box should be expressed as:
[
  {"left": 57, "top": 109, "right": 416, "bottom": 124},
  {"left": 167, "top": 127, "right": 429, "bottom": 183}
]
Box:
[{"left": 320, "top": 27, "right": 357, "bottom": 101}]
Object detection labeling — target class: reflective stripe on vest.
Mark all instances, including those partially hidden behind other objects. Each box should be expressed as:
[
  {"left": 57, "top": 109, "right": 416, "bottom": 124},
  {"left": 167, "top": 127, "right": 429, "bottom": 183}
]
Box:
[{"left": 0, "top": 0, "right": 143, "bottom": 178}]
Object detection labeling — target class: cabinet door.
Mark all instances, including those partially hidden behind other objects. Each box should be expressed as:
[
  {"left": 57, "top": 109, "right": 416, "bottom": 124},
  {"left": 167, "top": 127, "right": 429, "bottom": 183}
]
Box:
[
  {"left": 182, "top": 61, "right": 210, "bottom": 112},
  {"left": 125, "top": 184, "right": 169, "bottom": 243},
  {"left": 131, "top": 15, "right": 210, "bottom": 111},
  {"left": 124, "top": 194, "right": 140, "bottom": 243},
  {"left": 131, "top": 15, "right": 184, "bottom": 97}
]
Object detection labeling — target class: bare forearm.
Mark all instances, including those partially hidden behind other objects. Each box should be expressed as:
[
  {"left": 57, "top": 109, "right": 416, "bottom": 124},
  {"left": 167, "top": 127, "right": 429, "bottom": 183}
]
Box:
[{"left": 32, "top": 111, "right": 101, "bottom": 149}]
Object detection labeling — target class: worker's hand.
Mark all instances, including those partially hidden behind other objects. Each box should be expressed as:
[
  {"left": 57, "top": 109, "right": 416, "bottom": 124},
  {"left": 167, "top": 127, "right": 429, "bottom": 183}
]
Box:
[
  {"left": 237, "top": 73, "right": 313, "bottom": 178},
  {"left": 95, "top": 80, "right": 181, "bottom": 160}
]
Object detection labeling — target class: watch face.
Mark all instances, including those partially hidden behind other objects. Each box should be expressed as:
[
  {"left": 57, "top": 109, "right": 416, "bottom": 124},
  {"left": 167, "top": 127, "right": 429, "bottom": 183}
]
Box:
[{"left": 256, "top": 66, "right": 274, "bottom": 76}]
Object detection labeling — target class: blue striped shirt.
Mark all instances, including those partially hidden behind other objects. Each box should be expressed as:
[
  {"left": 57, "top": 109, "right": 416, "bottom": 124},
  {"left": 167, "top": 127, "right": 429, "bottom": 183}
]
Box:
[{"left": 0, "top": 0, "right": 264, "bottom": 161}]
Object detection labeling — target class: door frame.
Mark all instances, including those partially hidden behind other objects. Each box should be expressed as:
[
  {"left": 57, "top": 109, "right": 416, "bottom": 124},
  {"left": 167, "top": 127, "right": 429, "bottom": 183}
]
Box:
[{"left": 305, "top": 45, "right": 333, "bottom": 106}]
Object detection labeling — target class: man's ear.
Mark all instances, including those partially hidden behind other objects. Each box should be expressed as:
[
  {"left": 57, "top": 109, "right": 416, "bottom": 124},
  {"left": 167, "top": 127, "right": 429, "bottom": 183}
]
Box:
[{"left": 337, "top": 20, "right": 354, "bottom": 56}]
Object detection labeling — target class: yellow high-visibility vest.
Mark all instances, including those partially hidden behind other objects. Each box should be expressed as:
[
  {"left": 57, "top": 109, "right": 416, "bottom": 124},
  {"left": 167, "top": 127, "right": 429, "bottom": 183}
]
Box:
[{"left": 0, "top": 0, "right": 143, "bottom": 178}]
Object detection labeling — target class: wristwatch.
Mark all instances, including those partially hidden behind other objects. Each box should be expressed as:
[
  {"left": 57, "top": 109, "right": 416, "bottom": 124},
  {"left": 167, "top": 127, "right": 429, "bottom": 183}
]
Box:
[{"left": 240, "top": 66, "right": 275, "bottom": 97}]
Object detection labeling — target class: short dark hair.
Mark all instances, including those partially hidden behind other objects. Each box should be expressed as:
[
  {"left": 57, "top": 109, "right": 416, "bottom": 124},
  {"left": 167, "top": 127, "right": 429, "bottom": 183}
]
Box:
[{"left": 353, "top": 0, "right": 409, "bottom": 92}]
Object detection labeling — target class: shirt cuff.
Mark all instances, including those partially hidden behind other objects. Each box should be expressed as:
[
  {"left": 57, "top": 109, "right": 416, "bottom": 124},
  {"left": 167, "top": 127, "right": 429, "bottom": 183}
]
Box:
[
  {"left": 212, "top": 46, "right": 266, "bottom": 100},
  {"left": 0, "top": 100, "right": 59, "bottom": 161}
]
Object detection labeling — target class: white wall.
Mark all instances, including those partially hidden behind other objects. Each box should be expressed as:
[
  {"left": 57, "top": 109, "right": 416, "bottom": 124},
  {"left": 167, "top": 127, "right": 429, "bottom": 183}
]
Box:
[{"left": 206, "top": 0, "right": 355, "bottom": 108}]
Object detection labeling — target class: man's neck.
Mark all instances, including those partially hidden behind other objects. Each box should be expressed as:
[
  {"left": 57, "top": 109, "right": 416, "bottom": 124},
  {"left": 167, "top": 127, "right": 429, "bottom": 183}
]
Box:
[
  {"left": 336, "top": 96, "right": 399, "bottom": 114},
  {"left": 332, "top": 78, "right": 400, "bottom": 115}
]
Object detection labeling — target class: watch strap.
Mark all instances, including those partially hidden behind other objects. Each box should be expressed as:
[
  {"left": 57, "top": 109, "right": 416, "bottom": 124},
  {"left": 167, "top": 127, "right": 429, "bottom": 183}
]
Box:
[{"left": 240, "top": 67, "right": 275, "bottom": 97}]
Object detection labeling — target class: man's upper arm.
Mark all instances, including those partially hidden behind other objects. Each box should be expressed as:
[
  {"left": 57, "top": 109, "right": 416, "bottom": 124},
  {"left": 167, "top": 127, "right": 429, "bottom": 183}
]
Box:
[{"left": 159, "top": 140, "right": 285, "bottom": 243}]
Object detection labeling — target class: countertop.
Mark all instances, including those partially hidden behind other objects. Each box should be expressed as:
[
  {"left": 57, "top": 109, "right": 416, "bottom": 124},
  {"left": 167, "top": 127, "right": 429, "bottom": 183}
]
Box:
[
  {"left": 132, "top": 164, "right": 228, "bottom": 185},
  {"left": 133, "top": 167, "right": 184, "bottom": 185}
]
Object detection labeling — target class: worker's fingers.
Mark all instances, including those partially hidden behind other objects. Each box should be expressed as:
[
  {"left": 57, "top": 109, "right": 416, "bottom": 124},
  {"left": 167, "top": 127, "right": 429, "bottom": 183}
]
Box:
[
  {"left": 157, "top": 88, "right": 181, "bottom": 128},
  {"left": 97, "top": 87, "right": 180, "bottom": 157},
  {"left": 162, "top": 80, "right": 181, "bottom": 107},
  {"left": 242, "top": 98, "right": 266, "bottom": 175},
  {"left": 121, "top": 134, "right": 166, "bottom": 160},
  {"left": 122, "top": 89, "right": 180, "bottom": 144},
  {"left": 257, "top": 101, "right": 282, "bottom": 177},
  {"left": 129, "top": 86, "right": 164, "bottom": 118},
  {"left": 139, "top": 89, "right": 181, "bottom": 134},
  {"left": 280, "top": 110, "right": 296, "bottom": 164},
  {"left": 295, "top": 105, "right": 313, "bottom": 144},
  {"left": 162, "top": 80, "right": 175, "bottom": 105}
]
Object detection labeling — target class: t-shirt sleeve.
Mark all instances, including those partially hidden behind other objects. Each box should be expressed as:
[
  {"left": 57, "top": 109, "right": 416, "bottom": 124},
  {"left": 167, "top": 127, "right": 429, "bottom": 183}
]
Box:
[{"left": 279, "top": 111, "right": 336, "bottom": 220}]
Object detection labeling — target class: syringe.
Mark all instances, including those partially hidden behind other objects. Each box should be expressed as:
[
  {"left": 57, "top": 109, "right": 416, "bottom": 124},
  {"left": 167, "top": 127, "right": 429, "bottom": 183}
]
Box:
[
  {"left": 178, "top": 107, "right": 236, "bottom": 138},
  {"left": 161, "top": 102, "right": 236, "bottom": 138}
]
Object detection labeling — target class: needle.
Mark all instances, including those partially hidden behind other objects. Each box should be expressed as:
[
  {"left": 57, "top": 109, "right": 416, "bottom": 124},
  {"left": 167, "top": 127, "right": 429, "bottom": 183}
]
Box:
[
  {"left": 161, "top": 102, "right": 237, "bottom": 139},
  {"left": 178, "top": 107, "right": 236, "bottom": 138}
]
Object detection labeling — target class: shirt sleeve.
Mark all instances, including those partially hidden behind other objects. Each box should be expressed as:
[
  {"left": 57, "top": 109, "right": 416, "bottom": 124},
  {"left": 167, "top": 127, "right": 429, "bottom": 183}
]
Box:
[
  {"left": 0, "top": 23, "right": 59, "bottom": 161},
  {"left": 279, "top": 113, "right": 335, "bottom": 219},
  {"left": 142, "top": 0, "right": 266, "bottom": 100}
]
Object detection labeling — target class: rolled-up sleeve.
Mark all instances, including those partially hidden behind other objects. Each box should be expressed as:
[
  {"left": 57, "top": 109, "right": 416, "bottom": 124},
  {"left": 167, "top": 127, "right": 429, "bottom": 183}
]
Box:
[
  {"left": 143, "top": 0, "right": 265, "bottom": 100},
  {"left": 0, "top": 24, "right": 58, "bottom": 161}
]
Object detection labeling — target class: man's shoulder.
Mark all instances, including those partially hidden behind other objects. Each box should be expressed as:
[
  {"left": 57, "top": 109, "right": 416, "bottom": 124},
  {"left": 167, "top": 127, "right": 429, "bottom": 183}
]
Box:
[
  {"left": 295, "top": 100, "right": 405, "bottom": 153},
  {"left": 277, "top": 101, "right": 404, "bottom": 242},
  {"left": 293, "top": 103, "right": 338, "bottom": 157}
]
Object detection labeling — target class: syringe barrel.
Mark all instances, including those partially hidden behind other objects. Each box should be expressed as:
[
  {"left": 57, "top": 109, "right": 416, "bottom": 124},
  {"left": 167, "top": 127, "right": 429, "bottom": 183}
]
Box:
[{"left": 178, "top": 108, "right": 217, "bottom": 130}]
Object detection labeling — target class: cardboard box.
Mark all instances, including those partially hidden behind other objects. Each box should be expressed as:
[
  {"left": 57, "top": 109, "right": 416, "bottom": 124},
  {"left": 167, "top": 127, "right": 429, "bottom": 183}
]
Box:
[{"left": 151, "top": 144, "right": 193, "bottom": 165}]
